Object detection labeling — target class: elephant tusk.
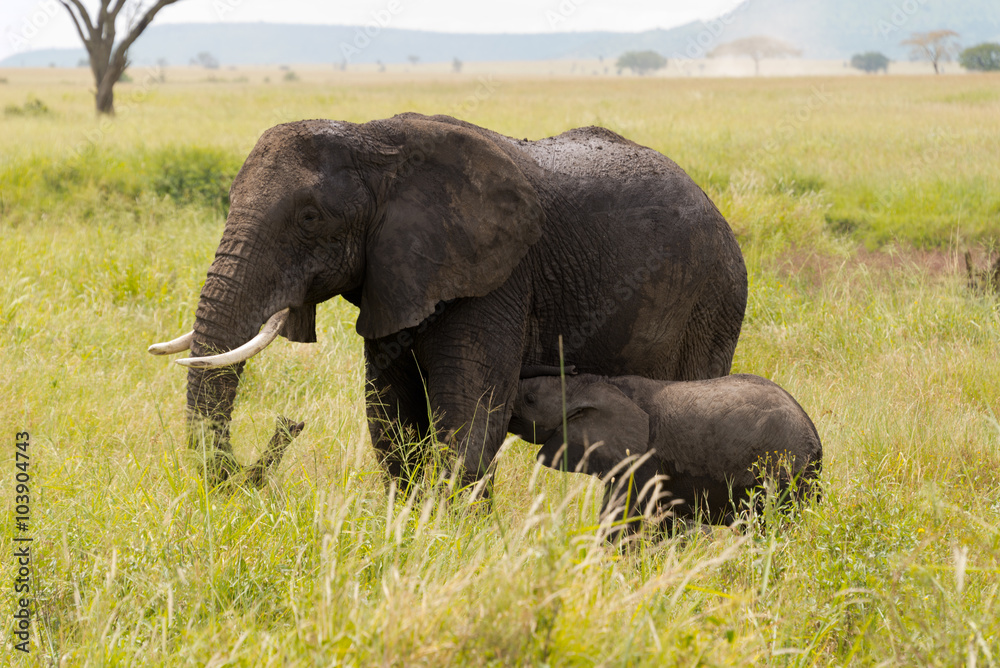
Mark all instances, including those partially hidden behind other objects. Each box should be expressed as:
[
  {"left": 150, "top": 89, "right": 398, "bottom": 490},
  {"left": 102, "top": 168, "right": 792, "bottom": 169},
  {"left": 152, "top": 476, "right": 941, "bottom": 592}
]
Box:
[
  {"left": 175, "top": 309, "right": 290, "bottom": 369},
  {"left": 148, "top": 331, "right": 194, "bottom": 355}
]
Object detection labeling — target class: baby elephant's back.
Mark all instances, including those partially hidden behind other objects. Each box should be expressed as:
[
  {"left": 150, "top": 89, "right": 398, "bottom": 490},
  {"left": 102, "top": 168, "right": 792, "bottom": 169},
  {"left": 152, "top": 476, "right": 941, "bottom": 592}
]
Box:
[{"left": 640, "top": 373, "right": 822, "bottom": 483}]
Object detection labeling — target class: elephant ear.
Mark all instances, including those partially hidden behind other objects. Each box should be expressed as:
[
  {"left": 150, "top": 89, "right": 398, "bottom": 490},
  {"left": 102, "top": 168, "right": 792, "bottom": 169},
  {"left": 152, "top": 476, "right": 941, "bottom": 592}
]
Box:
[
  {"left": 537, "top": 382, "right": 651, "bottom": 476},
  {"left": 356, "top": 118, "right": 544, "bottom": 339}
]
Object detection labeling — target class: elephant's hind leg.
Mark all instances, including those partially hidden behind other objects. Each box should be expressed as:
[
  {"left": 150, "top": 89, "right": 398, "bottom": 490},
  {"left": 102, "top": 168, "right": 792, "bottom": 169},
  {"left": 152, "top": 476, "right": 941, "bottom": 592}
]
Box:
[{"left": 675, "top": 280, "right": 745, "bottom": 380}]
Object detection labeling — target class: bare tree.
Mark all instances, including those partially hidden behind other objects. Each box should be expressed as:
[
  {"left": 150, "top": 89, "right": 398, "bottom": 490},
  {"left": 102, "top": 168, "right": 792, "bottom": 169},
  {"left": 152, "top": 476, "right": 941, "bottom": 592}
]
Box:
[
  {"left": 709, "top": 36, "right": 802, "bottom": 76},
  {"left": 191, "top": 51, "right": 219, "bottom": 69},
  {"left": 902, "top": 30, "right": 960, "bottom": 74},
  {"left": 59, "top": 0, "right": 181, "bottom": 115}
]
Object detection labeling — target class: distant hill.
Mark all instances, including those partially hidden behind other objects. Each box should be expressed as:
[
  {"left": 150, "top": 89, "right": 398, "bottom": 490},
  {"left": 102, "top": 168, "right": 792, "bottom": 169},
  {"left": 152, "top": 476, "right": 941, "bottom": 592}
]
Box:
[
  {"left": 624, "top": 0, "right": 1000, "bottom": 60},
  {"left": 3, "top": 0, "right": 998, "bottom": 68},
  {"left": 0, "top": 24, "right": 618, "bottom": 68}
]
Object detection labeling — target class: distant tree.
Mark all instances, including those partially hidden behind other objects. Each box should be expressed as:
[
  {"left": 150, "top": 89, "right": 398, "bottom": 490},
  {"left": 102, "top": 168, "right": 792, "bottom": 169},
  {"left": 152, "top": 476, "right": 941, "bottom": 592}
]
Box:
[
  {"left": 615, "top": 50, "right": 667, "bottom": 76},
  {"left": 709, "top": 36, "right": 801, "bottom": 76},
  {"left": 407, "top": 55, "right": 420, "bottom": 65},
  {"left": 959, "top": 42, "right": 1000, "bottom": 71},
  {"left": 377, "top": 60, "right": 386, "bottom": 73},
  {"left": 452, "top": 57, "right": 463, "bottom": 73},
  {"left": 191, "top": 52, "right": 219, "bottom": 69},
  {"left": 902, "top": 30, "right": 960, "bottom": 74},
  {"left": 851, "top": 51, "right": 890, "bottom": 73},
  {"left": 59, "top": 0, "right": 181, "bottom": 115}
]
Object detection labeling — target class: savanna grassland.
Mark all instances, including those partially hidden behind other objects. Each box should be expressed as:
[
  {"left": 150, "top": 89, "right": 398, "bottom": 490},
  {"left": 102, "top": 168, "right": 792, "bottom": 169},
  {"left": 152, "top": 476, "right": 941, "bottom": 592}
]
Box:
[{"left": 2, "top": 67, "right": 1000, "bottom": 665}]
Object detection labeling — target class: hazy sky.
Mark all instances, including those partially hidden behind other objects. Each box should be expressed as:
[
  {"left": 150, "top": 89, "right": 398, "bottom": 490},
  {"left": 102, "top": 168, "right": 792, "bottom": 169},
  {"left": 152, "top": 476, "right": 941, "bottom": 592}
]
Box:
[{"left": 2, "top": 0, "right": 744, "bottom": 61}]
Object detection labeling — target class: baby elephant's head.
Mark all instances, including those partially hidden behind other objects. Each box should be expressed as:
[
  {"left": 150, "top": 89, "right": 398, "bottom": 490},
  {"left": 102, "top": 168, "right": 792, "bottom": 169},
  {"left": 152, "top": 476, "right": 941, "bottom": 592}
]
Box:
[
  {"left": 510, "top": 376, "right": 566, "bottom": 444},
  {"left": 510, "top": 375, "right": 651, "bottom": 476}
]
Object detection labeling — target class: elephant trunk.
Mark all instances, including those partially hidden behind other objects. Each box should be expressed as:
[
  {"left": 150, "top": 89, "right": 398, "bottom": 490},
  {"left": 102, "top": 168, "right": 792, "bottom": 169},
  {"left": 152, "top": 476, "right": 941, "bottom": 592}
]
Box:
[
  {"left": 184, "top": 233, "right": 278, "bottom": 481},
  {"left": 185, "top": 310, "right": 248, "bottom": 481}
]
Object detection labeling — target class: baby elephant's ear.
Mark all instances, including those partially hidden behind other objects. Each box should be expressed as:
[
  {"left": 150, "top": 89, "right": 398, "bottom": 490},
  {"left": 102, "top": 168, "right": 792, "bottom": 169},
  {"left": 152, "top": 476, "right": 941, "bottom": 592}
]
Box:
[{"left": 538, "top": 382, "right": 650, "bottom": 476}]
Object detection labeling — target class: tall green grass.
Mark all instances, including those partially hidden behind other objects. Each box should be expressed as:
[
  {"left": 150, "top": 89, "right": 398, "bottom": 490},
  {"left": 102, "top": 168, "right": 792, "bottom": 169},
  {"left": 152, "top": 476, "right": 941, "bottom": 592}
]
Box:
[{"left": 2, "top": 73, "right": 999, "bottom": 665}]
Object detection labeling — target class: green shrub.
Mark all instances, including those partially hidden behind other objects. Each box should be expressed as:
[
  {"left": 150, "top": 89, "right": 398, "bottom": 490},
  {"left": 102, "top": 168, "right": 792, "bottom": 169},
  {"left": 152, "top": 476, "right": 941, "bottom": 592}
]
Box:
[
  {"left": 616, "top": 50, "right": 667, "bottom": 75},
  {"left": 850, "top": 52, "right": 890, "bottom": 73},
  {"left": 0, "top": 145, "right": 242, "bottom": 223},
  {"left": 959, "top": 42, "right": 1000, "bottom": 71},
  {"left": 150, "top": 146, "right": 241, "bottom": 210},
  {"left": 4, "top": 96, "right": 50, "bottom": 116}
]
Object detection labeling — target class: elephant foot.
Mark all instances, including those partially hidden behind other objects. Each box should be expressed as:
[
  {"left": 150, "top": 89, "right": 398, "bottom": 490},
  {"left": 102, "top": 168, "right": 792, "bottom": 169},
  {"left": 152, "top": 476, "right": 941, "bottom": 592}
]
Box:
[{"left": 243, "top": 416, "right": 305, "bottom": 488}]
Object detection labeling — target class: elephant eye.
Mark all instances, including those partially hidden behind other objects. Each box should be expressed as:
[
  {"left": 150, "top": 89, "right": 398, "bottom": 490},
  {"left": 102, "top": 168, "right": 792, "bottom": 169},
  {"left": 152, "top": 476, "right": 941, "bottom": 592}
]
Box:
[
  {"left": 299, "top": 207, "right": 321, "bottom": 226},
  {"left": 524, "top": 392, "right": 536, "bottom": 406}
]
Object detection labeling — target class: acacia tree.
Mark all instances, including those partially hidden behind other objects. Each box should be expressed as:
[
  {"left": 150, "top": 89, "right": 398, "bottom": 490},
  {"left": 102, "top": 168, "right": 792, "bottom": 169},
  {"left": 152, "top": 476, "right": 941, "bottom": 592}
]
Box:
[
  {"left": 851, "top": 52, "right": 890, "bottom": 73},
  {"left": 615, "top": 50, "right": 667, "bottom": 76},
  {"left": 60, "top": 0, "right": 181, "bottom": 115},
  {"left": 709, "top": 36, "right": 801, "bottom": 76},
  {"left": 902, "top": 30, "right": 960, "bottom": 74},
  {"left": 959, "top": 42, "right": 1000, "bottom": 71}
]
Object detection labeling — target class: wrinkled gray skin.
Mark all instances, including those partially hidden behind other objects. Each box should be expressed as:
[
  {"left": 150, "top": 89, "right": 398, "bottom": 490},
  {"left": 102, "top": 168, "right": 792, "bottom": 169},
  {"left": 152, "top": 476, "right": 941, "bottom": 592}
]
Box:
[
  {"left": 181, "top": 113, "right": 747, "bottom": 488},
  {"left": 510, "top": 373, "right": 822, "bottom": 533}
]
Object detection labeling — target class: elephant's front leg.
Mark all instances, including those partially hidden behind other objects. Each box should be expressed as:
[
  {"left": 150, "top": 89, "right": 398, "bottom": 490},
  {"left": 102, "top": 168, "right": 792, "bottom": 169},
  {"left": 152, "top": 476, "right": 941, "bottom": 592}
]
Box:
[
  {"left": 601, "top": 458, "right": 662, "bottom": 541},
  {"left": 364, "top": 335, "right": 434, "bottom": 482},
  {"left": 414, "top": 297, "right": 527, "bottom": 490}
]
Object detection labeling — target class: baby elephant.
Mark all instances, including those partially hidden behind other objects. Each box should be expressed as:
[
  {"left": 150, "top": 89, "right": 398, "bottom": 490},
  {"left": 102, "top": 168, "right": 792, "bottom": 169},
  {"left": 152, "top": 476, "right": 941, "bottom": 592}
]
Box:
[{"left": 509, "top": 373, "right": 822, "bottom": 534}]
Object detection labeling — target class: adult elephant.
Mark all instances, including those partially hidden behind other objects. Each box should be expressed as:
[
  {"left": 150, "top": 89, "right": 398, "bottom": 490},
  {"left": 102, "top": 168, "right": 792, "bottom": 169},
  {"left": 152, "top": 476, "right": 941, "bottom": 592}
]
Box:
[{"left": 149, "top": 113, "right": 747, "bottom": 489}]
